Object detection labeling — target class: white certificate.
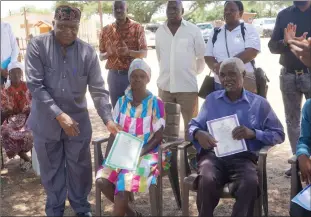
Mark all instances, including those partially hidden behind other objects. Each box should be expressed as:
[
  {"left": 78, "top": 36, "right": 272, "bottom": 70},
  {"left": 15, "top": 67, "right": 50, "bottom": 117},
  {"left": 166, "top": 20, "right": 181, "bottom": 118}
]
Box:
[
  {"left": 292, "top": 184, "right": 311, "bottom": 211},
  {"left": 207, "top": 114, "right": 247, "bottom": 157},
  {"left": 105, "top": 131, "right": 144, "bottom": 171}
]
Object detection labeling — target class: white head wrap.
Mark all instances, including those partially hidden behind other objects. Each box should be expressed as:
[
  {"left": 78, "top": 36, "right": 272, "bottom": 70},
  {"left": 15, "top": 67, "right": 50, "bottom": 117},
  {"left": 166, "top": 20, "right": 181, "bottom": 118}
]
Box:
[
  {"left": 128, "top": 58, "right": 151, "bottom": 81},
  {"left": 220, "top": 57, "right": 245, "bottom": 74},
  {"left": 8, "top": 61, "right": 24, "bottom": 72}
]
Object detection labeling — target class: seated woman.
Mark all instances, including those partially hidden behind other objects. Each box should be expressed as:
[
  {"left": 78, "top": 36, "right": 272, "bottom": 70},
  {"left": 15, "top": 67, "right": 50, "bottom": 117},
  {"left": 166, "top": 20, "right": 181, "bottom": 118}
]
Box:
[
  {"left": 95, "top": 59, "right": 167, "bottom": 217},
  {"left": 1, "top": 61, "right": 33, "bottom": 171}
]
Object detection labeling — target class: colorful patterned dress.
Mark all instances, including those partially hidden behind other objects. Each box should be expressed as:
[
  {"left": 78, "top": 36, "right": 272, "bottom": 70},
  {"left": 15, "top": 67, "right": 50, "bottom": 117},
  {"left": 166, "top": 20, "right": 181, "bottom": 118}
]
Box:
[
  {"left": 0, "top": 82, "right": 33, "bottom": 158},
  {"left": 96, "top": 90, "right": 170, "bottom": 194}
]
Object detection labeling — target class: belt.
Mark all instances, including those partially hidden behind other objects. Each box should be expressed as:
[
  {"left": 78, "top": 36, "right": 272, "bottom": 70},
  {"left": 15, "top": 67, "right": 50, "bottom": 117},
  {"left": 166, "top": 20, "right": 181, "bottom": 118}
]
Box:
[
  {"left": 284, "top": 67, "right": 309, "bottom": 75},
  {"left": 110, "top": 69, "right": 128, "bottom": 74}
]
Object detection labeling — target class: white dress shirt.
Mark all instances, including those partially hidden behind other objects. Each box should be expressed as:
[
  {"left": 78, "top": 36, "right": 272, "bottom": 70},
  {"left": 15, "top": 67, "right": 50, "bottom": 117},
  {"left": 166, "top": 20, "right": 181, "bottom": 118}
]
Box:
[
  {"left": 205, "top": 23, "right": 260, "bottom": 83},
  {"left": 1, "top": 22, "right": 19, "bottom": 64},
  {"left": 156, "top": 19, "right": 205, "bottom": 93}
]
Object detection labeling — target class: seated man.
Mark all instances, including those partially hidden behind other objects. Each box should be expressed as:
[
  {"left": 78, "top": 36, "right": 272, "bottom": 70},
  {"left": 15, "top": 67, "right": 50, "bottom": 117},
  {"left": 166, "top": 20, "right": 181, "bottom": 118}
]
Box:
[{"left": 188, "top": 57, "right": 285, "bottom": 217}]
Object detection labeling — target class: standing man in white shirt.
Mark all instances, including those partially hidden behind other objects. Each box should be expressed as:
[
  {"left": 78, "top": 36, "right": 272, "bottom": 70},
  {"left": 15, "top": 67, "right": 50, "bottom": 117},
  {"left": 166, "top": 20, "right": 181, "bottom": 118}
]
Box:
[
  {"left": 1, "top": 22, "right": 20, "bottom": 85},
  {"left": 156, "top": 0, "right": 205, "bottom": 142}
]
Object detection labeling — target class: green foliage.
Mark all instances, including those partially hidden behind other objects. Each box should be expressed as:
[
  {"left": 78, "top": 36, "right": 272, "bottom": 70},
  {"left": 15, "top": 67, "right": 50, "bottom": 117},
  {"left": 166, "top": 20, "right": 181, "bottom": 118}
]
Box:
[
  {"left": 53, "top": 1, "right": 113, "bottom": 18},
  {"left": 187, "top": 1, "right": 293, "bottom": 23},
  {"left": 126, "top": 0, "right": 167, "bottom": 23},
  {"left": 244, "top": 1, "right": 292, "bottom": 18},
  {"left": 186, "top": 4, "right": 223, "bottom": 23}
]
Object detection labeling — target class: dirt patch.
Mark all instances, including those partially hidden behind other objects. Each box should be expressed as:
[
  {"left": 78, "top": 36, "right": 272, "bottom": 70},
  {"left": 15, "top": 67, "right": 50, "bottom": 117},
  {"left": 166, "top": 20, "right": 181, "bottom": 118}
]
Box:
[{"left": 1, "top": 109, "right": 292, "bottom": 216}]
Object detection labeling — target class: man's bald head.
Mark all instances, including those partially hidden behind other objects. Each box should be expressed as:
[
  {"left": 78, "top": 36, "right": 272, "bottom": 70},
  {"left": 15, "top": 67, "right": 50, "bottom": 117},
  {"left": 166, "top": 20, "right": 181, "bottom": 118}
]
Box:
[{"left": 113, "top": 1, "right": 128, "bottom": 21}]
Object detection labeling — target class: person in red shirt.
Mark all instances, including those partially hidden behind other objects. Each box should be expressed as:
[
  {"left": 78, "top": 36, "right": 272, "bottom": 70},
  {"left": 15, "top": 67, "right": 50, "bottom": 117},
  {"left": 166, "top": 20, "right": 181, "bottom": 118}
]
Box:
[
  {"left": 99, "top": 1, "right": 147, "bottom": 107},
  {"left": 1, "top": 61, "right": 33, "bottom": 171}
]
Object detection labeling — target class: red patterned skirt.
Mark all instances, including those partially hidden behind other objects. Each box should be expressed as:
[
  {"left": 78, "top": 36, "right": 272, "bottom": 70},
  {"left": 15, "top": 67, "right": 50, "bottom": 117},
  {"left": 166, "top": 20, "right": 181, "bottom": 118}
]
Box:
[{"left": 1, "top": 114, "right": 33, "bottom": 159}]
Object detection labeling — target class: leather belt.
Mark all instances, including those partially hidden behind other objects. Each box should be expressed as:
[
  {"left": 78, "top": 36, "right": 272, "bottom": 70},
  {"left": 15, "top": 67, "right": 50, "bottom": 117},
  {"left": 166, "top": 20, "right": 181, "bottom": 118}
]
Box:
[
  {"left": 110, "top": 69, "right": 128, "bottom": 74},
  {"left": 284, "top": 67, "right": 309, "bottom": 75}
]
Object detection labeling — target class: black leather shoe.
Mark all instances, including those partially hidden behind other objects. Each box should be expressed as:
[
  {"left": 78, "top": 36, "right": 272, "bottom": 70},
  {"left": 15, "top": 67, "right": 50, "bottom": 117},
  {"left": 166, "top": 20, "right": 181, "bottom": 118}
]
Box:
[{"left": 76, "top": 212, "right": 92, "bottom": 217}]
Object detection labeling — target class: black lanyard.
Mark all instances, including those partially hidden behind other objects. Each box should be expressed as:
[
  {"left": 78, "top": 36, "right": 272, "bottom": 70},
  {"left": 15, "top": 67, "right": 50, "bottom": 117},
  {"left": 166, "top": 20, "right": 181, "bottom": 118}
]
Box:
[{"left": 224, "top": 26, "right": 231, "bottom": 58}]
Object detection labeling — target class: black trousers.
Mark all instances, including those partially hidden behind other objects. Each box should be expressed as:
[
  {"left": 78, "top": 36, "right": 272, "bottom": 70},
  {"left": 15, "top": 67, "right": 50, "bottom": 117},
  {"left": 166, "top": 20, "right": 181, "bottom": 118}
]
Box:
[
  {"left": 290, "top": 199, "right": 311, "bottom": 217},
  {"left": 196, "top": 151, "right": 259, "bottom": 217}
]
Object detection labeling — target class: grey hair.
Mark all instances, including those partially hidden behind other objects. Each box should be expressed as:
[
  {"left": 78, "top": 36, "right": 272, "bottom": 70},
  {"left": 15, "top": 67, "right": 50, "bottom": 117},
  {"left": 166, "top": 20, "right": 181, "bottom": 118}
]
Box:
[{"left": 220, "top": 57, "right": 245, "bottom": 74}]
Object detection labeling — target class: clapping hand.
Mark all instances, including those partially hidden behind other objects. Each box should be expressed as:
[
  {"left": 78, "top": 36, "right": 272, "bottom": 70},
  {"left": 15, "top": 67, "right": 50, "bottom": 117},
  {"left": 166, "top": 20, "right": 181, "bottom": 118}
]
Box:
[
  {"left": 284, "top": 23, "right": 308, "bottom": 43},
  {"left": 288, "top": 37, "right": 311, "bottom": 68},
  {"left": 117, "top": 41, "right": 130, "bottom": 56},
  {"left": 106, "top": 41, "right": 118, "bottom": 57}
]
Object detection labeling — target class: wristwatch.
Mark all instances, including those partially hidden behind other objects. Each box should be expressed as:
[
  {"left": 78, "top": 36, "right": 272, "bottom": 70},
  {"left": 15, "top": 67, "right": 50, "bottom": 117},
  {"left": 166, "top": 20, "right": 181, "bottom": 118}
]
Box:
[{"left": 283, "top": 39, "right": 288, "bottom": 47}]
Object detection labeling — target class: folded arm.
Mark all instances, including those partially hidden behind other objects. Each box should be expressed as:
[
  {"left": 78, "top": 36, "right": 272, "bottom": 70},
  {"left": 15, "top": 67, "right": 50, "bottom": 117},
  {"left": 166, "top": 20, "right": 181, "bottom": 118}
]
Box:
[
  {"left": 25, "top": 39, "right": 63, "bottom": 119},
  {"left": 234, "top": 48, "right": 259, "bottom": 64}
]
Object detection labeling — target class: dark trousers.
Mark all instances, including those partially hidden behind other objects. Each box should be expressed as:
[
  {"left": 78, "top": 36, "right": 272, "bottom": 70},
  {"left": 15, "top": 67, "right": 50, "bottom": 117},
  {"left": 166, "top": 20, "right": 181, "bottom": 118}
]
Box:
[
  {"left": 196, "top": 151, "right": 259, "bottom": 217},
  {"left": 34, "top": 131, "right": 92, "bottom": 216},
  {"left": 290, "top": 201, "right": 311, "bottom": 217},
  {"left": 107, "top": 69, "right": 130, "bottom": 108},
  {"left": 280, "top": 68, "right": 311, "bottom": 154}
]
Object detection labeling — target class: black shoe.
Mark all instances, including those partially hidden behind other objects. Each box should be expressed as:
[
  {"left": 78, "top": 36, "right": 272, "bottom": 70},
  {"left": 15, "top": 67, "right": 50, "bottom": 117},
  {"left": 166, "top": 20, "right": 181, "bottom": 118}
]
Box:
[
  {"left": 76, "top": 212, "right": 92, "bottom": 217},
  {"left": 285, "top": 168, "right": 292, "bottom": 177}
]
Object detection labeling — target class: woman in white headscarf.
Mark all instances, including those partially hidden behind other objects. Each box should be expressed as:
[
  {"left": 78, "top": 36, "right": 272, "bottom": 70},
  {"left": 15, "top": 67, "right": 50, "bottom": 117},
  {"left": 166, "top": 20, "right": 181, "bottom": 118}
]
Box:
[
  {"left": 95, "top": 59, "right": 169, "bottom": 217},
  {"left": 1, "top": 61, "right": 33, "bottom": 171}
]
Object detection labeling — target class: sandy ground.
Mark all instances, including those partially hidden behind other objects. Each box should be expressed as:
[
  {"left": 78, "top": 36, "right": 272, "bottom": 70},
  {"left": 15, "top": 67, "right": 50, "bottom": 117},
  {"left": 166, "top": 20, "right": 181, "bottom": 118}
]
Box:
[{"left": 1, "top": 38, "right": 302, "bottom": 216}]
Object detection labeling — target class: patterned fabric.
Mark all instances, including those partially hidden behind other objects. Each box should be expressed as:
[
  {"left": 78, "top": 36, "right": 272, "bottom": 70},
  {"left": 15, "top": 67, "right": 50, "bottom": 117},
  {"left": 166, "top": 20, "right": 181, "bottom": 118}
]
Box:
[
  {"left": 99, "top": 18, "right": 147, "bottom": 70},
  {"left": 96, "top": 90, "right": 168, "bottom": 193},
  {"left": 1, "top": 82, "right": 33, "bottom": 158},
  {"left": 54, "top": 5, "right": 81, "bottom": 21},
  {"left": 96, "top": 151, "right": 171, "bottom": 194}
]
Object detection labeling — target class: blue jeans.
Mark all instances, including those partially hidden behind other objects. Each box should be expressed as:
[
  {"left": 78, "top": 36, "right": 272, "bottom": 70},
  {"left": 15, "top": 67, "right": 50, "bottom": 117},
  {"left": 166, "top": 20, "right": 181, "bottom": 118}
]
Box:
[{"left": 214, "top": 82, "right": 223, "bottom": 91}]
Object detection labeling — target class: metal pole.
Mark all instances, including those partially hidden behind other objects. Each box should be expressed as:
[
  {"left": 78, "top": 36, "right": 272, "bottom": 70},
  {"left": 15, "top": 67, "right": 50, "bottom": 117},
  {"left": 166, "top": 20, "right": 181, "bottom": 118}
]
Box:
[{"left": 23, "top": 7, "right": 29, "bottom": 39}]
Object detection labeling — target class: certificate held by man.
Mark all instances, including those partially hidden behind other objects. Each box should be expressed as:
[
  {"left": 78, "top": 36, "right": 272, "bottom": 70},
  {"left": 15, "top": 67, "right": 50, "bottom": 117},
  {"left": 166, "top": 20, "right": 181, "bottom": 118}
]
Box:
[
  {"left": 105, "top": 131, "right": 144, "bottom": 170},
  {"left": 207, "top": 114, "right": 247, "bottom": 157}
]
